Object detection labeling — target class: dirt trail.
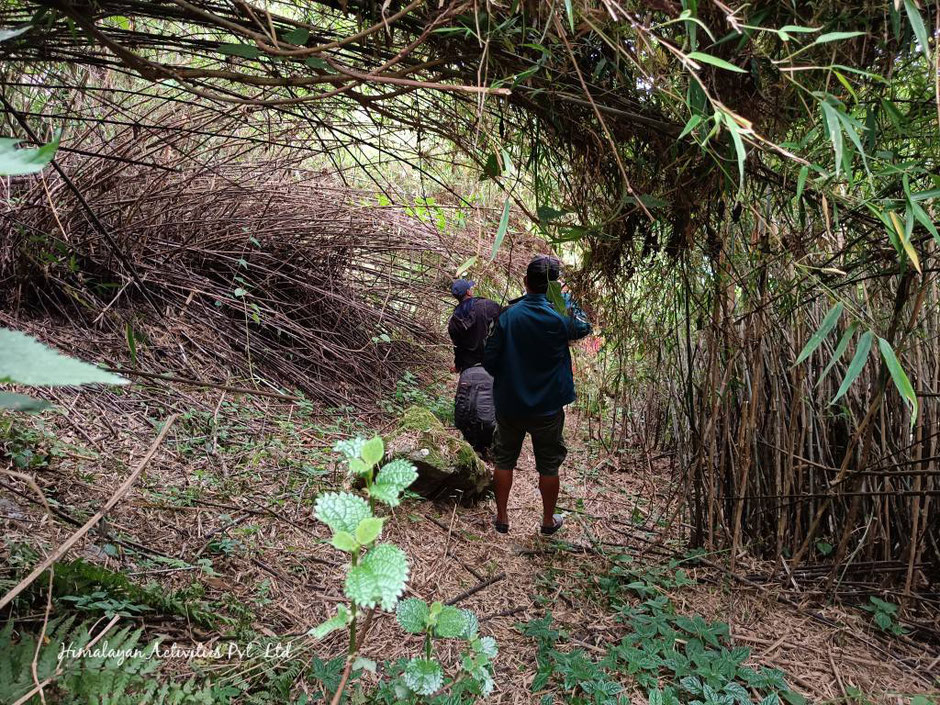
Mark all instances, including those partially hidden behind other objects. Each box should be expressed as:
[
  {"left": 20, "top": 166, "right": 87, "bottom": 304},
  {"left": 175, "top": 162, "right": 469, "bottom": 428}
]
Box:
[{"left": 1, "top": 391, "right": 936, "bottom": 703}]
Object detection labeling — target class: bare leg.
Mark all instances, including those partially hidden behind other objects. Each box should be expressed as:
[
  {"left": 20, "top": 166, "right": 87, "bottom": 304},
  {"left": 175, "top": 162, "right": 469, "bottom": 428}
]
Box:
[
  {"left": 538, "top": 475, "right": 560, "bottom": 527},
  {"left": 493, "top": 467, "right": 513, "bottom": 525}
]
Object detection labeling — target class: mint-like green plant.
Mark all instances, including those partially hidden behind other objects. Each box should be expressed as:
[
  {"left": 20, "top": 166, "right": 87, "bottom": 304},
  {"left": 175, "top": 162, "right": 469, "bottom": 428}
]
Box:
[
  {"left": 310, "top": 435, "right": 498, "bottom": 702},
  {"left": 311, "top": 437, "right": 415, "bottom": 649},
  {"left": 396, "top": 597, "right": 498, "bottom": 696},
  {"left": 861, "top": 596, "right": 907, "bottom": 636}
]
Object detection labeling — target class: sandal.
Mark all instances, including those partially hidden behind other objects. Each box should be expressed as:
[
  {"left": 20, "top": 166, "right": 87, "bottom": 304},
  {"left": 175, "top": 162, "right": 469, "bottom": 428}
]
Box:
[
  {"left": 540, "top": 514, "right": 564, "bottom": 535},
  {"left": 493, "top": 517, "right": 509, "bottom": 534}
]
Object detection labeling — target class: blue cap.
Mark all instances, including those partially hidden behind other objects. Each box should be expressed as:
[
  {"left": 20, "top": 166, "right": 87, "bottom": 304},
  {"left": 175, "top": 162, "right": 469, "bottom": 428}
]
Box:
[{"left": 451, "top": 278, "right": 475, "bottom": 299}]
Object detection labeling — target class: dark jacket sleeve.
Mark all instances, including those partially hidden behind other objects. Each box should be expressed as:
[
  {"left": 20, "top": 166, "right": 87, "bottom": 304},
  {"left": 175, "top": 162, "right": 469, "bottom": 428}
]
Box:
[
  {"left": 447, "top": 315, "right": 461, "bottom": 368},
  {"left": 565, "top": 298, "right": 592, "bottom": 341},
  {"left": 482, "top": 315, "right": 504, "bottom": 377}
]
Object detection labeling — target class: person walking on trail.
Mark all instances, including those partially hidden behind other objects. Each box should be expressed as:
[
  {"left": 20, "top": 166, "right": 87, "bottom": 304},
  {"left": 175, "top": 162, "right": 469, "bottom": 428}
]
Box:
[
  {"left": 482, "top": 255, "right": 591, "bottom": 535},
  {"left": 448, "top": 279, "right": 500, "bottom": 454}
]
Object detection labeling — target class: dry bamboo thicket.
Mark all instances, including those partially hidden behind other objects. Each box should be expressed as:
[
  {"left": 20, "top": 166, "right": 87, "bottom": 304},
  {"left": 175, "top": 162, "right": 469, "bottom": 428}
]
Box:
[
  {"left": 0, "top": 83, "right": 453, "bottom": 405},
  {"left": 579, "top": 208, "right": 940, "bottom": 608}
]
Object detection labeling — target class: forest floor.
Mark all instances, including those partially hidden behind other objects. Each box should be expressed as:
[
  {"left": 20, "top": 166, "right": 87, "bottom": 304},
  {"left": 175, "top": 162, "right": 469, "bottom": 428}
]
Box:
[{"left": 1, "top": 371, "right": 938, "bottom": 703}]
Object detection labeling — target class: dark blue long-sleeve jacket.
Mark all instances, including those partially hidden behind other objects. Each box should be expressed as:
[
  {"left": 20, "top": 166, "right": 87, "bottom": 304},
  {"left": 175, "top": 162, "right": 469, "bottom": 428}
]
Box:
[{"left": 482, "top": 293, "right": 591, "bottom": 417}]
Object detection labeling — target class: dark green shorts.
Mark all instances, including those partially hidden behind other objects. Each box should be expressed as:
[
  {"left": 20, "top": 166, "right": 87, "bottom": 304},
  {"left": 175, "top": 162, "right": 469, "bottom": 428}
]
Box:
[{"left": 491, "top": 410, "right": 567, "bottom": 476}]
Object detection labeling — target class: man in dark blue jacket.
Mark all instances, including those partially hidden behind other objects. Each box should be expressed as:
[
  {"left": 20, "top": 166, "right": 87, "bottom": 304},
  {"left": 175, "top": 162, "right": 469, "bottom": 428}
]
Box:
[{"left": 483, "top": 255, "right": 591, "bottom": 535}]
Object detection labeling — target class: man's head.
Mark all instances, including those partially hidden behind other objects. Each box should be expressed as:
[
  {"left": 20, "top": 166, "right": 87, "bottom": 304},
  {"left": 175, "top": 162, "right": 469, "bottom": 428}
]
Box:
[
  {"left": 451, "top": 278, "right": 475, "bottom": 301},
  {"left": 524, "top": 255, "right": 561, "bottom": 294}
]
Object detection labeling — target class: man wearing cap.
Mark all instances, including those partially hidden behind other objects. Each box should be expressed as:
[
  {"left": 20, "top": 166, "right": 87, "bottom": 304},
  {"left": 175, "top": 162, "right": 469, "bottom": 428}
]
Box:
[
  {"left": 483, "top": 255, "right": 591, "bottom": 535},
  {"left": 448, "top": 279, "right": 501, "bottom": 454}
]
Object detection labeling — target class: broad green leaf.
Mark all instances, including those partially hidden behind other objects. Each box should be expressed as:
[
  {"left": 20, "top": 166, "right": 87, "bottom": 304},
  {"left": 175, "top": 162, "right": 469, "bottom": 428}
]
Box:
[
  {"left": 396, "top": 597, "right": 430, "bottom": 633},
  {"left": 348, "top": 457, "right": 370, "bottom": 475},
  {"left": 0, "top": 26, "right": 30, "bottom": 43},
  {"left": 355, "top": 516, "right": 384, "bottom": 545},
  {"left": 282, "top": 27, "right": 309, "bottom": 45},
  {"left": 218, "top": 43, "right": 260, "bottom": 59},
  {"left": 331, "top": 530, "right": 359, "bottom": 553},
  {"left": 0, "top": 391, "right": 51, "bottom": 412},
  {"left": 812, "top": 31, "right": 865, "bottom": 45},
  {"left": 344, "top": 543, "right": 409, "bottom": 610},
  {"left": 890, "top": 210, "right": 921, "bottom": 273},
  {"left": 433, "top": 605, "right": 470, "bottom": 638},
  {"left": 832, "top": 331, "right": 873, "bottom": 403},
  {"left": 878, "top": 338, "right": 918, "bottom": 426},
  {"left": 314, "top": 491, "right": 372, "bottom": 534},
  {"left": 333, "top": 437, "right": 365, "bottom": 460},
  {"left": 536, "top": 205, "right": 568, "bottom": 222},
  {"left": 480, "top": 152, "right": 500, "bottom": 180},
  {"left": 0, "top": 328, "right": 127, "bottom": 386},
  {"left": 723, "top": 682, "right": 750, "bottom": 705},
  {"left": 687, "top": 51, "right": 745, "bottom": 72},
  {"left": 403, "top": 658, "right": 444, "bottom": 696},
  {"left": 794, "top": 302, "right": 843, "bottom": 365},
  {"left": 904, "top": 0, "right": 930, "bottom": 61},
  {"left": 459, "top": 608, "right": 479, "bottom": 638},
  {"left": 309, "top": 604, "right": 351, "bottom": 638},
  {"left": 477, "top": 635, "right": 498, "bottom": 658},
  {"left": 490, "top": 197, "right": 511, "bottom": 261},
  {"left": 370, "top": 459, "right": 418, "bottom": 507},
  {"left": 818, "top": 322, "right": 859, "bottom": 385},
  {"left": 360, "top": 436, "right": 384, "bottom": 466},
  {"left": 0, "top": 135, "right": 59, "bottom": 176},
  {"left": 305, "top": 56, "right": 332, "bottom": 71},
  {"left": 820, "top": 102, "right": 843, "bottom": 176},
  {"left": 352, "top": 656, "right": 377, "bottom": 673}
]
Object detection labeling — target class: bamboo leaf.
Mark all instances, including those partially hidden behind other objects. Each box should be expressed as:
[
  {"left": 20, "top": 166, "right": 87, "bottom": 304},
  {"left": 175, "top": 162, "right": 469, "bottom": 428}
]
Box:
[
  {"left": 813, "top": 31, "right": 865, "bottom": 45},
  {"left": 490, "top": 197, "right": 511, "bottom": 261},
  {"left": 832, "top": 331, "right": 873, "bottom": 404},
  {"left": 564, "top": 0, "right": 575, "bottom": 33},
  {"left": 878, "top": 337, "right": 918, "bottom": 426},
  {"left": 687, "top": 51, "right": 746, "bottom": 72},
  {"left": 779, "top": 25, "right": 821, "bottom": 34},
  {"left": 818, "top": 322, "right": 859, "bottom": 386},
  {"left": 795, "top": 303, "right": 843, "bottom": 365},
  {"left": 820, "top": 102, "right": 843, "bottom": 176},
  {"left": 795, "top": 165, "right": 809, "bottom": 202},
  {"left": 0, "top": 26, "right": 30, "bottom": 43},
  {"left": 455, "top": 255, "right": 477, "bottom": 276},
  {"left": 909, "top": 200, "right": 940, "bottom": 245},
  {"left": 834, "top": 109, "right": 868, "bottom": 171},
  {"left": 721, "top": 112, "right": 746, "bottom": 192},
  {"left": 889, "top": 210, "right": 921, "bottom": 273},
  {"left": 903, "top": 0, "right": 930, "bottom": 61},
  {"left": 0, "top": 135, "right": 59, "bottom": 176},
  {"left": 679, "top": 114, "right": 703, "bottom": 140}
]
